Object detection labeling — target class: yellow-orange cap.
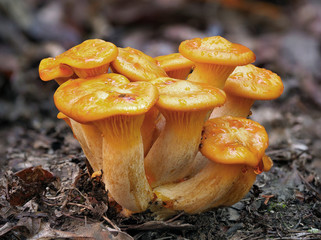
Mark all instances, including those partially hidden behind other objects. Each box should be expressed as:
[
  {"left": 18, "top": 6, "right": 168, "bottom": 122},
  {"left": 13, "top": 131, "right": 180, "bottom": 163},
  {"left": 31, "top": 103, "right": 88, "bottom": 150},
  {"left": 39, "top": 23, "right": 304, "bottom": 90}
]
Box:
[
  {"left": 200, "top": 116, "right": 268, "bottom": 167},
  {"left": 111, "top": 47, "right": 167, "bottom": 81},
  {"left": 224, "top": 64, "right": 284, "bottom": 100},
  {"left": 155, "top": 53, "right": 194, "bottom": 72},
  {"left": 179, "top": 36, "right": 256, "bottom": 66},
  {"left": 57, "top": 39, "right": 118, "bottom": 69},
  {"left": 150, "top": 77, "right": 226, "bottom": 111},
  {"left": 54, "top": 73, "right": 158, "bottom": 123},
  {"left": 39, "top": 58, "right": 73, "bottom": 81}
]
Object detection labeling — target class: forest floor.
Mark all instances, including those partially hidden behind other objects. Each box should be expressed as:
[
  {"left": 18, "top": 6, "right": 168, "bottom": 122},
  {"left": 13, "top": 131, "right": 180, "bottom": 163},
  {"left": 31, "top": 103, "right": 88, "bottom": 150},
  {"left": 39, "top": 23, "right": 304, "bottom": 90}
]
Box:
[{"left": 0, "top": 0, "right": 321, "bottom": 239}]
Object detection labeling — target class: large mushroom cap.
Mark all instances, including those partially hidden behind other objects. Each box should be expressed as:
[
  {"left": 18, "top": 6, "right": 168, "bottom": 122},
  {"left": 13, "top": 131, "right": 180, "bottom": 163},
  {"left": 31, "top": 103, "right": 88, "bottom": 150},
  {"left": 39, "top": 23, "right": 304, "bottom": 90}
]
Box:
[
  {"left": 179, "top": 36, "right": 256, "bottom": 66},
  {"left": 57, "top": 39, "right": 118, "bottom": 69},
  {"left": 150, "top": 77, "right": 226, "bottom": 111},
  {"left": 224, "top": 64, "right": 284, "bottom": 100},
  {"left": 200, "top": 116, "right": 269, "bottom": 167},
  {"left": 39, "top": 58, "right": 74, "bottom": 81},
  {"left": 111, "top": 47, "right": 167, "bottom": 82},
  {"left": 155, "top": 53, "right": 194, "bottom": 72},
  {"left": 54, "top": 73, "right": 158, "bottom": 123}
]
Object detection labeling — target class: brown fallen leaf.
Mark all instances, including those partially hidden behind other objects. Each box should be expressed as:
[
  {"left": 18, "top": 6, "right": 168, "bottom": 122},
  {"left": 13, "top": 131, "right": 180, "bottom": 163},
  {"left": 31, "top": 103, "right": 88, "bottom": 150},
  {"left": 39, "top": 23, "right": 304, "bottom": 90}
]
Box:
[
  {"left": 29, "top": 222, "right": 133, "bottom": 240},
  {"left": 5, "top": 166, "right": 56, "bottom": 206}
]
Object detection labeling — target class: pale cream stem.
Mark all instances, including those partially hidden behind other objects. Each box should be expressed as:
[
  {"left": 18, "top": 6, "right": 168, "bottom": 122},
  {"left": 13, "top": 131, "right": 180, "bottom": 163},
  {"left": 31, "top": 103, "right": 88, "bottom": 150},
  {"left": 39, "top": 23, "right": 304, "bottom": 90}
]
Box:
[
  {"left": 95, "top": 115, "right": 153, "bottom": 212},
  {"left": 145, "top": 110, "right": 209, "bottom": 188},
  {"left": 153, "top": 162, "right": 241, "bottom": 214},
  {"left": 210, "top": 94, "right": 254, "bottom": 118},
  {"left": 187, "top": 63, "right": 236, "bottom": 89},
  {"left": 167, "top": 68, "right": 192, "bottom": 80},
  {"left": 80, "top": 123, "right": 103, "bottom": 172},
  {"left": 70, "top": 119, "right": 98, "bottom": 170}
]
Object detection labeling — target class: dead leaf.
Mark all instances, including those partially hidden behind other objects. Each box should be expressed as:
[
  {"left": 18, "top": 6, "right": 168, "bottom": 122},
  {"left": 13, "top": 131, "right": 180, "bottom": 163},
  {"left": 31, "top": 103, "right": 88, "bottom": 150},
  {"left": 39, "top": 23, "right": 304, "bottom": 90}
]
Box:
[{"left": 5, "top": 166, "right": 56, "bottom": 206}]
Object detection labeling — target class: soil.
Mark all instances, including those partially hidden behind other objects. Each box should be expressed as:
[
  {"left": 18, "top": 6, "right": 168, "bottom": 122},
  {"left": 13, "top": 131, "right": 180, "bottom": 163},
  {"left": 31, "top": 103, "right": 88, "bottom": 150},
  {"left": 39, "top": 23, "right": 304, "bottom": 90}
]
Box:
[{"left": 0, "top": 0, "right": 321, "bottom": 239}]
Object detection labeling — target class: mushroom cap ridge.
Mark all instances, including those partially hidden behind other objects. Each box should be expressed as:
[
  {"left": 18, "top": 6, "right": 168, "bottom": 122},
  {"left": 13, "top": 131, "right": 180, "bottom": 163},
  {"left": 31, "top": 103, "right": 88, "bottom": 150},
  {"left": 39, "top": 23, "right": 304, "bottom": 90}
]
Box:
[
  {"left": 57, "top": 39, "right": 118, "bottom": 69},
  {"left": 54, "top": 73, "right": 158, "bottom": 123},
  {"left": 111, "top": 47, "right": 167, "bottom": 82},
  {"left": 224, "top": 64, "right": 284, "bottom": 100},
  {"left": 155, "top": 53, "right": 194, "bottom": 71},
  {"left": 179, "top": 36, "right": 256, "bottom": 66},
  {"left": 150, "top": 77, "right": 226, "bottom": 111}
]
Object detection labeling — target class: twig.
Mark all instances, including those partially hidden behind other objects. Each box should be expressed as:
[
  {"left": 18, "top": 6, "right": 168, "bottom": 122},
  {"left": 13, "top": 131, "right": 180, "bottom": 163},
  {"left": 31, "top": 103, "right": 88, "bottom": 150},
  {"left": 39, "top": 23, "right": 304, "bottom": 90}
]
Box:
[
  {"left": 297, "top": 171, "right": 321, "bottom": 200},
  {"left": 166, "top": 211, "right": 184, "bottom": 223},
  {"left": 102, "top": 215, "right": 120, "bottom": 231}
]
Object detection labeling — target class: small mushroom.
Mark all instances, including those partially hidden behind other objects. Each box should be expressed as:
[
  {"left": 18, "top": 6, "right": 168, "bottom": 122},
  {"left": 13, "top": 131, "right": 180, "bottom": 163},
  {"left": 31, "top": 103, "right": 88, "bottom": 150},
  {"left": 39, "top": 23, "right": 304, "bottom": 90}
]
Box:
[
  {"left": 111, "top": 47, "right": 167, "bottom": 82},
  {"left": 153, "top": 116, "right": 269, "bottom": 213},
  {"left": 144, "top": 77, "right": 226, "bottom": 188},
  {"left": 155, "top": 53, "right": 194, "bottom": 79},
  {"left": 211, "top": 64, "right": 284, "bottom": 118},
  {"left": 39, "top": 58, "right": 74, "bottom": 85},
  {"left": 39, "top": 39, "right": 118, "bottom": 83},
  {"left": 54, "top": 75, "right": 158, "bottom": 212},
  {"left": 56, "top": 73, "right": 129, "bottom": 173},
  {"left": 57, "top": 39, "right": 118, "bottom": 78},
  {"left": 111, "top": 47, "right": 167, "bottom": 154},
  {"left": 179, "top": 36, "right": 256, "bottom": 89}
]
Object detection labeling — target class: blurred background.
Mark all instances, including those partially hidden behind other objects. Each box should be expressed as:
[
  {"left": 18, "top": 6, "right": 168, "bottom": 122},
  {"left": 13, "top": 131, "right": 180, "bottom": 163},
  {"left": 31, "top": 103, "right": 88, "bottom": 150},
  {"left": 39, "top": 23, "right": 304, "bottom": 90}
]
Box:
[{"left": 0, "top": 0, "right": 320, "bottom": 173}]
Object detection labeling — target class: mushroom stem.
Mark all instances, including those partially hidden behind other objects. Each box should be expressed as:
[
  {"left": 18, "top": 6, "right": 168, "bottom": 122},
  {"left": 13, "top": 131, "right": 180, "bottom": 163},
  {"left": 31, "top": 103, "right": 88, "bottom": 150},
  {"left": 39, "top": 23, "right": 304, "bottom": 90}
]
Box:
[
  {"left": 211, "top": 166, "right": 257, "bottom": 207},
  {"left": 72, "top": 64, "right": 110, "bottom": 79},
  {"left": 210, "top": 94, "right": 254, "bottom": 118},
  {"left": 95, "top": 115, "right": 153, "bottom": 212},
  {"left": 145, "top": 110, "right": 209, "bottom": 188},
  {"left": 153, "top": 161, "right": 242, "bottom": 214},
  {"left": 167, "top": 68, "right": 192, "bottom": 80},
  {"left": 69, "top": 119, "right": 102, "bottom": 172},
  {"left": 187, "top": 63, "right": 235, "bottom": 89},
  {"left": 141, "top": 107, "right": 160, "bottom": 157}
]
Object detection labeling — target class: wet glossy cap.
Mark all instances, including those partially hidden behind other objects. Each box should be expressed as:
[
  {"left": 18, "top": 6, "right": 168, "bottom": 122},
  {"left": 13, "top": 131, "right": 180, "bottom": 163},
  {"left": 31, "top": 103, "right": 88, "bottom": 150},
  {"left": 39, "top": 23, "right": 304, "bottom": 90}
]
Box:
[
  {"left": 57, "top": 39, "right": 118, "bottom": 69},
  {"left": 200, "top": 116, "right": 269, "bottom": 167},
  {"left": 111, "top": 47, "right": 167, "bottom": 82},
  {"left": 150, "top": 77, "right": 226, "bottom": 111},
  {"left": 39, "top": 58, "right": 74, "bottom": 81},
  {"left": 155, "top": 53, "right": 194, "bottom": 72},
  {"left": 54, "top": 73, "right": 158, "bottom": 123},
  {"left": 224, "top": 64, "right": 284, "bottom": 100},
  {"left": 179, "top": 36, "right": 256, "bottom": 66}
]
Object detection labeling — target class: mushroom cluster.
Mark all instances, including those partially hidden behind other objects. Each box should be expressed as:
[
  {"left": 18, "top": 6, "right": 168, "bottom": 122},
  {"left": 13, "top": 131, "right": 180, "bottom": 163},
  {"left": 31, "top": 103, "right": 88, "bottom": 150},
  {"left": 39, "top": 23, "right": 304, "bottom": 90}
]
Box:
[{"left": 39, "top": 37, "right": 283, "bottom": 215}]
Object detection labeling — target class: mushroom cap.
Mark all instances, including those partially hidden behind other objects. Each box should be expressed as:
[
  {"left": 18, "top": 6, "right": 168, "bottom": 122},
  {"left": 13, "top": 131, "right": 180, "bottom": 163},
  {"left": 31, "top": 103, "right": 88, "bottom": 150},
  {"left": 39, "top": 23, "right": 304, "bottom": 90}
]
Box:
[
  {"left": 200, "top": 116, "right": 269, "bottom": 167},
  {"left": 57, "top": 39, "right": 118, "bottom": 69},
  {"left": 111, "top": 47, "right": 167, "bottom": 81},
  {"left": 179, "top": 36, "right": 256, "bottom": 66},
  {"left": 223, "top": 64, "right": 284, "bottom": 100},
  {"left": 57, "top": 112, "right": 68, "bottom": 120},
  {"left": 54, "top": 73, "right": 158, "bottom": 123},
  {"left": 155, "top": 53, "right": 194, "bottom": 71},
  {"left": 39, "top": 58, "right": 74, "bottom": 81},
  {"left": 150, "top": 77, "right": 226, "bottom": 111}
]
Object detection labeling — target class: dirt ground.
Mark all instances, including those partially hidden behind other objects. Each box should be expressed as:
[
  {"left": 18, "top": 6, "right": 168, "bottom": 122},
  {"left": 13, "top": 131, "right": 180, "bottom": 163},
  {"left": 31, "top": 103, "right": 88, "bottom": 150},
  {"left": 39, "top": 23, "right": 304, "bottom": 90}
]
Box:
[{"left": 0, "top": 0, "right": 321, "bottom": 239}]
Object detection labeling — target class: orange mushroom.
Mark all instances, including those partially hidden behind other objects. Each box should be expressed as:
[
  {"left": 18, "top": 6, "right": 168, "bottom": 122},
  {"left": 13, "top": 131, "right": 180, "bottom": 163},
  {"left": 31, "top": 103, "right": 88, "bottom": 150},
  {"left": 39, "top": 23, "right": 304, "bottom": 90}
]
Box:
[
  {"left": 54, "top": 76, "right": 158, "bottom": 212},
  {"left": 154, "top": 53, "right": 194, "bottom": 79},
  {"left": 179, "top": 36, "right": 256, "bottom": 89},
  {"left": 111, "top": 47, "right": 167, "bottom": 155},
  {"left": 111, "top": 47, "right": 167, "bottom": 82},
  {"left": 57, "top": 39, "right": 118, "bottom": 78},
  {"left": 153, "top": 116, "right": 269, "bottom": 213},
  {"left": 39, "top": 58, "right": 74, "bottom": 85},
  {"left": 144, "top": 77, "right": 226, "bottom": 188},
  {"left": 39, "top": 39, "right": 118, "bottom": 84},
  {"left": 211, "top": 64, "right": 284, "bottom": 118}
]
